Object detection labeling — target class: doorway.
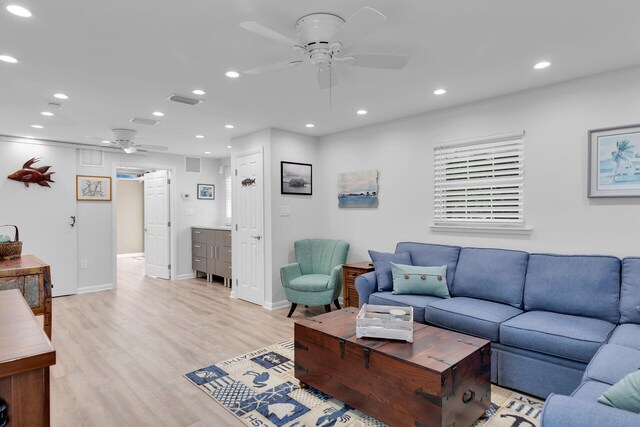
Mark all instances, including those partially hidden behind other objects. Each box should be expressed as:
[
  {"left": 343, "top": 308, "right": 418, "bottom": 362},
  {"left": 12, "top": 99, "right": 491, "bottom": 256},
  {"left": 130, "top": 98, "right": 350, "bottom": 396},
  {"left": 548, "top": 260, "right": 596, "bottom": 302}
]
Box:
[{"left": 112, "top": 164, "right": 176, "bottom": 285}]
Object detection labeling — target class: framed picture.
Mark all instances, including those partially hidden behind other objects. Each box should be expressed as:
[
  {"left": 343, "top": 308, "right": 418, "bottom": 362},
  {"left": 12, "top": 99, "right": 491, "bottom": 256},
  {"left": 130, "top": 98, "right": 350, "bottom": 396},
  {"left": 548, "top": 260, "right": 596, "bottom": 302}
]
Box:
[
  {"left": 197, "top": 183, "right": 215, "bottom": 200},
  {"left": 76, "top": 175, "right": 112, "bottom": 201},
  {"left": 281, "top": 161, "right": 312, "bottom": 195},
  {"left": 588, "top": 124, "right": 640, "bottom": 197},
  {"left": 337, "top": 170, "right": 379, "bottom": 208}
]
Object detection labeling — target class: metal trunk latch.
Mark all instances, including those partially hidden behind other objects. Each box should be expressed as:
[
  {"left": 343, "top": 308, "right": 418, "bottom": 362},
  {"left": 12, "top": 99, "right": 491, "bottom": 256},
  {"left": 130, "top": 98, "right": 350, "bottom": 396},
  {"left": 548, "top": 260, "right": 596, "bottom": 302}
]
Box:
[
  {"left": 339, "top": 338, "right": 346, "bottom": 359},
  {"left": 363, "top": 347, "right": 371, "bottom": 368}
]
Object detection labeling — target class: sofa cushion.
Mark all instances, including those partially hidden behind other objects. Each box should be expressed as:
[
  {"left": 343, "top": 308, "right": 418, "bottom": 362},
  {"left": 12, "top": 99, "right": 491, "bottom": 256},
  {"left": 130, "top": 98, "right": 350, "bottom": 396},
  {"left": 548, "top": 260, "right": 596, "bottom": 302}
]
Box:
[
  {"left": 572, "top": 380, "right": 612, "bottom": 402},
  {"left": 584, "top": 344, "right": 640, "bottom": 385},
  {"left": 524, "top": 254, "right": 621, "bottom": 323},
  {"left": 369, "top": 250, "right": 412, "bottom": 292},
  {"left": 390, "top": 263, "right": 450, "bottom": 298},
  {"left": 620, "top": 258, "right": 640, "bottom": 324},
  {"left": 451, "top": 247, "right": 528, "bottom": 308},
  {"left": 288, "top": 274, "right": 330, "bottom": 292},
  {"left": 500, "top": 311, "right": 615, "bottom": 363},
  {"left": 395, "top": 242, "right": 461, "bottom": 287},
  {"left": 598, "top": 369, "right": 640, "bottom": 413},
  {"left": 425, "top": 297, "right": 522, "bottom": 342},
  {"left": 369, "top": 292, "right": 441, "bottom": 323},
  {"left": 609, "top": 324, "right": 640, "bottom": 351}
]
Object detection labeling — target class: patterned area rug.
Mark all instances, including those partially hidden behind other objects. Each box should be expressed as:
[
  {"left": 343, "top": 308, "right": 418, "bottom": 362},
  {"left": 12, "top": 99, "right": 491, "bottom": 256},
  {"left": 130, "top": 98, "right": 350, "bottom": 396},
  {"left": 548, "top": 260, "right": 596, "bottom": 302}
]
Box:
[{"left": 185, "top": 340, "right": 544, "bottom": 427}]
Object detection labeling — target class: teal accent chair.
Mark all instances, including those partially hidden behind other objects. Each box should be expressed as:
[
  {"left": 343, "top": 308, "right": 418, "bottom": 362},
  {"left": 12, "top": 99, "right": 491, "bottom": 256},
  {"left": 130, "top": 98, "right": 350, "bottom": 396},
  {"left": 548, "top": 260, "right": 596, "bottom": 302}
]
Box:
[{"left": 281, "top": 239, "right": 350, "bottom": 317}]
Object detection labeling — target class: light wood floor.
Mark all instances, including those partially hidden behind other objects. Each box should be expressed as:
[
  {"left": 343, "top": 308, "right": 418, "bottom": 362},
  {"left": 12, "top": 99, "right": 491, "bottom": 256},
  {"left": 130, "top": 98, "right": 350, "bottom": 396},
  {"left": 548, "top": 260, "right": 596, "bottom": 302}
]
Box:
[{"left": 50, "top": 257, "right": 326, "bottom": 426}]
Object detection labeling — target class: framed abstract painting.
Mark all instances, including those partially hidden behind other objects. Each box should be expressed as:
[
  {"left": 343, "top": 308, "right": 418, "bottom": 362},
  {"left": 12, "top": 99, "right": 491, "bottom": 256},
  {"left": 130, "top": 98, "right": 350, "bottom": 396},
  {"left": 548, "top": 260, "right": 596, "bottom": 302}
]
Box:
[{"left": 76, "top": 175, "right": 112, "bottom": 201}]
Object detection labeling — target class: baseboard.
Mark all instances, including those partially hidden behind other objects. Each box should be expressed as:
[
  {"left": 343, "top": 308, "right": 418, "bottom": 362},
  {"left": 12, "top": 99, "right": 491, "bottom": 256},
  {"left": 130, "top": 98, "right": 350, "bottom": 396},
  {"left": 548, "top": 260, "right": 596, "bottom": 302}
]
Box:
[
  {"left": 117, "top": 252, "right": 144, "bottom": 258},
  {"left": 175, "top": 272, "right": 196, "bottom": 280},
  {"left": 262, "top": 299, "right": 290, "bottom": 311},
  {"left": 76, "top": 283, "right": 115, "bottom": 294}
]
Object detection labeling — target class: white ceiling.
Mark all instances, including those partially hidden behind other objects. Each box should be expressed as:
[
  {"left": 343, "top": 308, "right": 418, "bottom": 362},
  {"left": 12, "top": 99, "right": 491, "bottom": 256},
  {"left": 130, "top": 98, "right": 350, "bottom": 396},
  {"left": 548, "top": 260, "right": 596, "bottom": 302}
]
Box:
[{"left": 2, "top": 0, "right": 640, "bottom": 158}]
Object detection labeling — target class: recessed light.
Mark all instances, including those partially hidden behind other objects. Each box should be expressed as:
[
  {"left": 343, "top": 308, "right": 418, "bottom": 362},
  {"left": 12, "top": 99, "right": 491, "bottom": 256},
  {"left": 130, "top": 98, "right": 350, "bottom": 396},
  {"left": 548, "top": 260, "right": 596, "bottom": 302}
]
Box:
[
  {"left": 534, "top": 61, "right": 551, "bottom": 69},
  {"left": 433, "top": 89, "right": 447, "bottom": 95},
  {"left": 192, "top": 89, "right": 205, "bottom": 95},
  {"left": 6, "top": 5, "right": 31, "bottom": 18},
  {"left": 0, "top": 55, "right": 18, "bottom": 63},
  {"left": 225, "top": 124, "right": 235, "bottom": 129},
  {"left": 356, "top": 109, "right": 367, "bottom": 115},
  {"left": 225, "top": 71, "right": 240, "bottom": 78},
  {"left": 41, "top": 111, "right": 54, "bottom": 116},
  {"left": 204, "top": 151, "right": 211, "bottom": 154},
  {"left": 195, "top": 135, "right": 204, "bottom": 139},
  {"left": 227, "top": 145, "right": 232, "bottom": 149},
  {"left": 101, "top": 140, "right": 111, "bottom": 144},
  {"left": 53, "top": 93, "right": 68, "bottom": 100},
  {"left": 305, "top": 123, "right": 315, "bottom": 128},
  {"left": 152, "top": 111, "right": 164, "bottom": 117},
  {"left": 31, "top": 125, "right": 43, "bottom": 129}
]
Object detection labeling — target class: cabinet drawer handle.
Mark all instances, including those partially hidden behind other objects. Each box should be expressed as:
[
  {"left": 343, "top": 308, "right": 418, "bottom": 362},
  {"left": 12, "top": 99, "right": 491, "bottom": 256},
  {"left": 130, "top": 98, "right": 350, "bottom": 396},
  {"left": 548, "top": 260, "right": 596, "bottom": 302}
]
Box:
[
  {"left": 195, "top": 245, "right": 201, "bottom": 248},
  {"left": 194, "top": 231, "right": 202, "bottom": 234},
  {"left": 350, "top": 272, "right": 357, "bottom": 277},
  {"left": 195, "top": 258, "right": 202, "bottom": 262}
]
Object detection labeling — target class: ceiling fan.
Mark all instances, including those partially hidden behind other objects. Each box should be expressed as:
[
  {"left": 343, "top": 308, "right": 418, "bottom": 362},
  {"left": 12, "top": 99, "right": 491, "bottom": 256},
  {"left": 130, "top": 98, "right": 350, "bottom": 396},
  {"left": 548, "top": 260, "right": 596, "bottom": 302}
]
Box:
[
  {"left": 240, "top": 7, "right": 410, "bottom": 89},
  {"left": 95, "top": 129, "right": 168, "bottom": 154}
]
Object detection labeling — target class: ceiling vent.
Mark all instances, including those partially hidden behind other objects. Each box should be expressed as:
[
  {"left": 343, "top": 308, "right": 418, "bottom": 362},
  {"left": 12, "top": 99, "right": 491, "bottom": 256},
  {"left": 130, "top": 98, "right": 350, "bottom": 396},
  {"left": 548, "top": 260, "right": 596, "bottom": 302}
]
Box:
[
  {"left": 130, "top": 117, "right": 160, "bottom": 126},
  {"left": 167, "top": 94, "right": 203, "bottom": 106},
  {"left": 185, "top": 156, "right": 201, "bottom": 173}
]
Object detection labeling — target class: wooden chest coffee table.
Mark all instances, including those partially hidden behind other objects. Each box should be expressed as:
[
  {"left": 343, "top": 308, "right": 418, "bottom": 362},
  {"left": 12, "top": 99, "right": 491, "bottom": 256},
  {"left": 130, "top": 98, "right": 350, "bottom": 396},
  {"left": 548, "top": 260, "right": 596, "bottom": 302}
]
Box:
[{"left": 294, "top": 307, "right": 491, "bottom": 427}]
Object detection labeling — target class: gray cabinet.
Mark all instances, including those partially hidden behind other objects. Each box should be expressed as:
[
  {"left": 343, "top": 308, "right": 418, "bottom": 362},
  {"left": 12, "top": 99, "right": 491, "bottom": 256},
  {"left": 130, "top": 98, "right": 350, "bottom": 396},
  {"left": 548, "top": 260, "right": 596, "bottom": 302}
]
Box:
[{"left": 192, "top": 228, "right": 232, "bottom": 286}]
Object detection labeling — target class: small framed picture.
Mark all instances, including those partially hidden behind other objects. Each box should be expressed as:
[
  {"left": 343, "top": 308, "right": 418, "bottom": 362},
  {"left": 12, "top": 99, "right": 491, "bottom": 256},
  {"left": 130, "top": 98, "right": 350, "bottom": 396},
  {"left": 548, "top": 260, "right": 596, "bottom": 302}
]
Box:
[
  {"left": 588, "top": 124, "right": 640, "bottom": 197},
  {"left": 197, "top": 184, "right": 215, "bottom": 200},
  {"left": 281, "top": 161, "right": 312, "bottom": 195},
  {"left": 76, "top": 175, "right": 112, "bottom": 201}
]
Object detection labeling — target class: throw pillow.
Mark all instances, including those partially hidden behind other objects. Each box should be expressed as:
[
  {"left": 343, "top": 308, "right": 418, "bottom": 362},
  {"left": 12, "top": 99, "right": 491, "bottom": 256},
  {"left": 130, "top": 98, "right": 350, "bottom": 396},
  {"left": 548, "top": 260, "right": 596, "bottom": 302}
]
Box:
[
  {"left": 390, "top": 262, "right": 450, "bottom": 298},
  {"left": 598, "top": 369, "right": 640, "bottom": 413},
  {"left": 368, "top": 250, "right": 412, "bottom": 292}
]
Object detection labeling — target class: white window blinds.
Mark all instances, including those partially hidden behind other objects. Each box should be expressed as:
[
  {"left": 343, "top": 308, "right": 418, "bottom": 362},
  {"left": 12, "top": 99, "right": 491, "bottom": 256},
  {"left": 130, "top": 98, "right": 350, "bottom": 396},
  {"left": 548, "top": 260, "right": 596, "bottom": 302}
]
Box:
[{"left": 434, "top": 132, "right": 525, "bottom": 226}]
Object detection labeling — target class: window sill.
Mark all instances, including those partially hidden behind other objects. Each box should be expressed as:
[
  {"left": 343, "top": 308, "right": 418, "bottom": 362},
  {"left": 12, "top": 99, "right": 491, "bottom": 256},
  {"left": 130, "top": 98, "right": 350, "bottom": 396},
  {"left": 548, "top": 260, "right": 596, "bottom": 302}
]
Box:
[{"left": 430, "top": 224, "right": 533, "bottom": 236}]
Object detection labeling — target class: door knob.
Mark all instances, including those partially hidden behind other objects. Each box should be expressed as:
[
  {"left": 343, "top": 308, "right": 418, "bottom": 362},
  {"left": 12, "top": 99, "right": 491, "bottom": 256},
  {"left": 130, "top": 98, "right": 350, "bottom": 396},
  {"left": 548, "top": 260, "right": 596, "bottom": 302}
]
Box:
[{"left": 251, "top": 235, "right": 262, "bottom": 240}]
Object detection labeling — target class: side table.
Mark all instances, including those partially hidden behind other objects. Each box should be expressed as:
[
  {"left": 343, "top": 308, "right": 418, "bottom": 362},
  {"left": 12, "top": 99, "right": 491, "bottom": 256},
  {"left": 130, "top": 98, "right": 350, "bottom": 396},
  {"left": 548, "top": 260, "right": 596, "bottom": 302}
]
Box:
[{"left": 342, "top": 261, "right": 374, "bottom": 308}]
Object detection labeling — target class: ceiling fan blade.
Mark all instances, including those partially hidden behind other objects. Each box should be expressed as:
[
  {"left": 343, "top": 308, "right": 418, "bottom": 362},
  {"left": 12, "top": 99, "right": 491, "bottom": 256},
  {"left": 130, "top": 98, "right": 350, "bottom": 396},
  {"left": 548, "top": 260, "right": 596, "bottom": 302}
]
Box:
[
  {"left": 123, "top": 146, "right": 137, "bottom": 154},
  {"left": 331, "top": 7, "right": 387, "bottom": 48},
  {"left": 345, "top": 53, "right": 410, "bottom": 69},
  {"left": 136, "top": 144, "right": 168, "bottom": 151},
  {"left": 243, "top": 60, "right": 303, "bottom": 75},
  {"left": 317, "top": 68, "right": 339, "bottom": 90},
  {"left": 239, "top": 21, "right": 297, "bottom": 46}
]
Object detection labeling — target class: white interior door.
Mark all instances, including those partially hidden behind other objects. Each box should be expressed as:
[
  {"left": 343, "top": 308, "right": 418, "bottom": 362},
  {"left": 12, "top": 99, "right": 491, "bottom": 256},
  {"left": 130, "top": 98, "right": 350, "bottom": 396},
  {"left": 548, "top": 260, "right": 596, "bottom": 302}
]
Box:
[
  {"left": 144, "top": 170, "right": 170, "bottom": 279},
  {"left": 0, "top": 141, "right": 77, "bottom": 296},
  {"left": 235, "top": 150, "right": 264, "bottom": 305}
]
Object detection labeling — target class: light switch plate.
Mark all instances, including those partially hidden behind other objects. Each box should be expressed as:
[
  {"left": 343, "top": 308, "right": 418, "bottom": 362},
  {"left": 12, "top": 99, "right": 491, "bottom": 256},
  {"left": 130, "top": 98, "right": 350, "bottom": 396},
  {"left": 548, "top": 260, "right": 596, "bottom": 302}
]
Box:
[
  {"left": 280, "top": 205, "right": 291, "bottom": 217},
  {"left": 80, "top": 259, "right": 88, "bottom": 269}
]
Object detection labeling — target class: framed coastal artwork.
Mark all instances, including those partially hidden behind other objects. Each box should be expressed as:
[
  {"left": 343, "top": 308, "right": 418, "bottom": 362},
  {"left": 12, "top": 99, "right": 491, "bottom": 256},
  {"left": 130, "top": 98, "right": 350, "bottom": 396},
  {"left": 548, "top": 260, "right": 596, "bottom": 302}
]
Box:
[
  {"left": 588, "top": 124, "right": 640, "bottom": 197},
  {"left": 281, "top": 161, "right": 312, "bottom": 195},
  {"left": 197, "top": 184, "right": 215, "bottom": 200},
  {"left": 337, "top": 170, "right": 379, "bottom": 208},
  {"left": 76, "top": 175, "right": 112, "bottom": 201}
]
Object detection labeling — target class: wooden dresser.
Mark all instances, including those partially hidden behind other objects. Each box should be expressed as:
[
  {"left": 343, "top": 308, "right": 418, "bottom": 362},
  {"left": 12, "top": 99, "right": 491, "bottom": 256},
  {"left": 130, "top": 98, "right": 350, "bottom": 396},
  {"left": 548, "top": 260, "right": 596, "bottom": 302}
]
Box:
[
  {"left": 342, "top": 261, "right": 375, "bottom": 308},
  {"left": 0, "top": 289, "right": 56, "bottom": 427},
  {"left": 0, "top": 256, "right": 52, "bottom": 338},
  {"left": 192, "top": 227, "right": 232, "bottom": 286}
]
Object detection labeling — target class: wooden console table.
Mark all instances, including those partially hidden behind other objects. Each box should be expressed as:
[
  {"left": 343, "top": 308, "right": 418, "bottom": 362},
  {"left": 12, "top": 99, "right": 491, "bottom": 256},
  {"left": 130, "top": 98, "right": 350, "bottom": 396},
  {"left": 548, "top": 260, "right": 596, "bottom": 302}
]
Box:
[
  {"left": 342, "top": 261, "right": 374, "bottom": 308},
  {"left": 0, "top": 289, "right": 56, "bottom": 426},
  {"left": 0, "top": 256, "right": 52, "bottom": 338}
]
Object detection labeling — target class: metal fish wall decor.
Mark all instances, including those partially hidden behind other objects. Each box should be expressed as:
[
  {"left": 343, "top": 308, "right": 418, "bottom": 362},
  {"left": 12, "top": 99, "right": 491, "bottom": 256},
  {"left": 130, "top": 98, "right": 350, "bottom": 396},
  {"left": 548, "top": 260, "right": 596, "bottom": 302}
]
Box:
[{"left": 8, "top": 157, "right": 55, "bottom": 187}]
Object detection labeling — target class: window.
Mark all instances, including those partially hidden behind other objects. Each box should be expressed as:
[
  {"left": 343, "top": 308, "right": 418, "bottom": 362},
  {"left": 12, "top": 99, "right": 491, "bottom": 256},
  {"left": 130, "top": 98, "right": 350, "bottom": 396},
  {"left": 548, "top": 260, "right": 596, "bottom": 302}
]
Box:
[
  {"left": 225, "top": 168, "right": 232, "bottom": 222},
  {"left": 433, "top": 132, "right": 525, "bottom": 228}
]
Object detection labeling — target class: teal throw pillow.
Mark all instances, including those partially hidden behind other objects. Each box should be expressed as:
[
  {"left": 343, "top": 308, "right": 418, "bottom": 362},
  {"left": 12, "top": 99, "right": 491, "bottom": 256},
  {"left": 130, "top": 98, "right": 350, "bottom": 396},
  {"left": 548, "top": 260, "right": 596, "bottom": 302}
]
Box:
[
  {"left": 598, "top": 369, "right": 640, "bottom": 413},
  {"left": 390, "top": 262, "right": 450, "bottom": 298}
]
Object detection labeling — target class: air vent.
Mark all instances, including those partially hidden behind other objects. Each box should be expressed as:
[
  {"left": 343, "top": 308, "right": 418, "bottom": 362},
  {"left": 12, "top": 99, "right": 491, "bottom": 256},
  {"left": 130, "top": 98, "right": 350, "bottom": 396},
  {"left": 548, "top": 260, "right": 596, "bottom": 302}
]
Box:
[
  {"left": 130, "top": 117, "right": 160, "bottom": 126},
  {"left": 80, "top": 149, "right": 104, "bottom": 167},
  {"left": 167, "top": 94, "right": 203, "bottom": 106},
  {"left": 185, "top": 156, "right": 201, "bottom": 173}
]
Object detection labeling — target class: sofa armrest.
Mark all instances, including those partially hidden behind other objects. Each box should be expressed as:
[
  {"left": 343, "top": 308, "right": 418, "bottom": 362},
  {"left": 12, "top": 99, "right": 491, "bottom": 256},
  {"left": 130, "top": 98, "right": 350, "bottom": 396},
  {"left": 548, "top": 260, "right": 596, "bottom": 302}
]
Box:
[
  {"left": 355, "top": 271, "right": 378, "bottom": 308},
  {"left": 280, "top": 262, "right": 302, "bottom": 288},
  {"left": 541, "top": 394, "right": 640, "bottom": 427}
]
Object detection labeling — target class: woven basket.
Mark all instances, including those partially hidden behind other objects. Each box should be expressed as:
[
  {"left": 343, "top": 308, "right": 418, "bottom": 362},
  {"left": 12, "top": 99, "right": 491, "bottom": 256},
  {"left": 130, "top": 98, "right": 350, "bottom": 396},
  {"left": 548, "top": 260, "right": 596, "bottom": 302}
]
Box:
[{"left": 0, "top": 225, "right": 22, "bottom": 260}]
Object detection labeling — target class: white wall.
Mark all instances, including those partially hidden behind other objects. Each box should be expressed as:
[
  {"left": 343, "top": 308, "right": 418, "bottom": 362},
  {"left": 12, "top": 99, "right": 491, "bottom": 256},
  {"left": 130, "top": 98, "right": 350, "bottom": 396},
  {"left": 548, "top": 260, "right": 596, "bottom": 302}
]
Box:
[
  {"left": 317, "top": 66, "right": 640, "bottom": 261},
  {"left": 76, "top": 151, "right": 225, "bottom": 291},
  {"left": 116, "top": 179, "right": 144, "bottom": 254}
]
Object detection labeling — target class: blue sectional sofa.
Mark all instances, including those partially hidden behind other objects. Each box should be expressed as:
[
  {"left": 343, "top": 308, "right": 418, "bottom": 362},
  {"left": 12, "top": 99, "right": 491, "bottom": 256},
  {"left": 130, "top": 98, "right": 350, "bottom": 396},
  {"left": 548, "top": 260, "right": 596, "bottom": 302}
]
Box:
[{"left": 355, "top": 243, "right": 640, "bottom": 426}]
